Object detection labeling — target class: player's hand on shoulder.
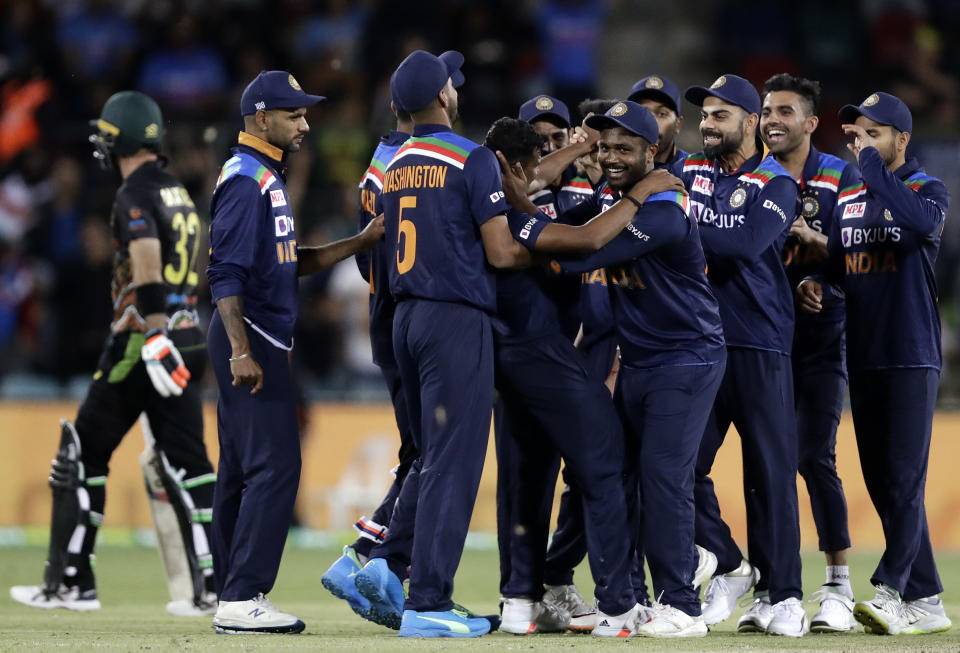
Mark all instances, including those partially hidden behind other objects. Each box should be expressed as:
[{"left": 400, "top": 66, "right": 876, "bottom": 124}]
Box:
[
  {"left": 141, "top": 329, "right": 191, "bottom": 397},
  {"left": 230, "top": 353, "right": 264, "bottom": 395},
  {"left": 796, "top": 279, "right": 823, "bottom": 314},
  {"left": 495, "top": 150, "right": 529, "bottom": 209},
  {"left": 627, "top": 169, "right": 685, "bottom": 203}
]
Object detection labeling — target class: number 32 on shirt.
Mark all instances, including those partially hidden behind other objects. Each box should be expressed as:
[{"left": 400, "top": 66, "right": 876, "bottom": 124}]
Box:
[{"left": 396, "top": 196, "right": 416, "bottom": 274}]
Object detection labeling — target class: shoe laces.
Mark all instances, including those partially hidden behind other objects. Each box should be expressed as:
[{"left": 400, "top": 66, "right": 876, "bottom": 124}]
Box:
[
  {"left": 703, "top": 575, "right": 728, "bottom": 603},
  {"left": 538, "top": 599, "right": 570, "bottom": 624},
  {"left": 807, "top": 584, "right": 851, "bottom": 606},
  {"left": 252, "top": 593, "right": 276, "bottom": 611},
  {"left": 737, "top": 591, "right": 768, "bottom": 609},
  {"left": 772, "top": 597, "right": 801, "bottom": 618},
  {"left": 871, "top": 585, "right": 904, "bottom": 614}
]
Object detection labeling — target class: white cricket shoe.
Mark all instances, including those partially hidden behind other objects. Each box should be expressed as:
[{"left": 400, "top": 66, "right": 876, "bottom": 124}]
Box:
[
  {"left": 592, "top": 603, "right": 643, "bottom": 638},
  {"left": 500, "top": 597, "right": 568, "bottom": 634},
  {"left": 10, "top": 584, "right": 101, "bottom": 611},
  {"left": 766, "top": 597, "right": 809, "bottom": 637},
  {"left": 854, "top": 583, "right": 906, "bottom": 635},
  {"left": 636, "top": 603, "right": 707, "bottom": 638},
  {"left": 543, "top": 584, "right": 596, "bottom": 632},
  {"left": 809, "top": 584, "right": 857, "bottom": 632},
  {"left": 693, "top": 545, "right": 718, "bottom": 590},
  {"left": 700, "top": 559, "right": 760, "bottom": 626},
  {"left": 213, "top": 593, "right": 305, "bottom": 634},
  {"left": 737, "top": 591, "right": 773, "bottom": 632},
  {"left": 903, "top": 595, "right": 952, "bottom": 634},
  {"left": 167, "top": 592, "right": 218, "bottom": 617}
]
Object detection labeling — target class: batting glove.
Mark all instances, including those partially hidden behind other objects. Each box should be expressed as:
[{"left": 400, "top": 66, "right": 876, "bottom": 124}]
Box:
[{"left": 141, "top": 329, "right": 191, "bottom": 397}]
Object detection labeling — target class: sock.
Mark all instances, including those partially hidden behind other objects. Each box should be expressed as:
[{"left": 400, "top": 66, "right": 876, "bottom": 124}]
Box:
[{"left": 825, "top": 565, "right": 852, "bottom": 597}]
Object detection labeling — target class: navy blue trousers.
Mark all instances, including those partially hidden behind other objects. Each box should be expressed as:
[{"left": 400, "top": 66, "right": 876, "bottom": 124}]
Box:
[
  {"left": 494, "top": 332, "right": 635, "bottom": 616},
  {"left": 542, "top": 332, "right": 617, "bottom": 584},
  {"left": 208, "top": 310, "right": 301, "bottom": 601},
  {"left": 370, "top": 299, "right": 494, "bottom": 612},
  {"left": 617, "top": 358, "right": 725, "bottom": 616},
  {"left": 794, "top": 365, "right": 851, "bottom": 553},
  {"left": 351, "top": 354, "right": 418, "bottom": 558},
  {"left": 694, "top": 348, "right": 802, "bottom": 603},
  {"left": 849, "top": 368, "right": 942, "bottom": 600}
]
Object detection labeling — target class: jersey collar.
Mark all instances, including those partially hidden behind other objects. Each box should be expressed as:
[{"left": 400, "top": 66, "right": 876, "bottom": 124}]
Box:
[
  {"left": 412, "top": 124, "right": 453, "bottom": 137},
  {"left": 800, "top": 144, "right": 821, "bottom": 188},
  {"left": 237, "top": 131, "right": 285, "bottom": 164},
  {"left": 895, "top": 156, "right": 922, "bottom": 181}
]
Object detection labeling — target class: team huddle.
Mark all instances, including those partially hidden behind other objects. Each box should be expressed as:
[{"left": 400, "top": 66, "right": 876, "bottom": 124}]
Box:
[{"left": 8, "top": 47, "right": 950, "bottom": 641}]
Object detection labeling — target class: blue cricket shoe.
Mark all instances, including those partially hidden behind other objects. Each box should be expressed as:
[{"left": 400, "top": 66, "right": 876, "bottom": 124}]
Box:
[
  {"left": 320, "top": 545, "right": 371, "bottom": 618},
  {"left": 399, "top": 607, "right": 492, "bottom": 638},
  {"left": 354, "top": 558, "right": 405, "bottom": 630}
]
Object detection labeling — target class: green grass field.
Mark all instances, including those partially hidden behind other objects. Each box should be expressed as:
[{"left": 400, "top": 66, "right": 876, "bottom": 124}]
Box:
[{"left": 2, "top": 542, "right": 959, "bottom": 651}]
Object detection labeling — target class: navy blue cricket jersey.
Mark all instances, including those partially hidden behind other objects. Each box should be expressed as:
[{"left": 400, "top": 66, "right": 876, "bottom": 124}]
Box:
[
  {"left": 382, "top": 125, "right": 508, "bottom": 312},
  {"left": 495, "top": 207, "right": 580, "bottom": 341},
  {"left": 830, "top": 147, "right": 948, "bottom": 371},
  {"left": 357, "top": 130, "right": 410, "bottom": 365},
  {"left": 208, "top": 133, "right": 298, "bottom": 349},
  {"left": 677, "top": 151, "right": 798, "bottom": 354},
  {"left": 655, "top": 146, "right": 688, "bottom": 171},
  {"left": 782, "top": 146, "right": 859, "bottom": 368},
  {"left": 541, "top": 190, "right": 725, "bottom": 367},
  {"left": 526, "top": 164, "right": 595, "bottom": 221}
]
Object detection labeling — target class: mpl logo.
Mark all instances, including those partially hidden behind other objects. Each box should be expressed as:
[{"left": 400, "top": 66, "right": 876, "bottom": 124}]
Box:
[
  {"left": 270, "top": 190, "right": 286, "bottom": 208},
  {"left": 691, "top": 175, "right": 714, "bottom": 195},
  {"left": 275, "top": 215, "right": 295, "bottom": 237},
  {"left": 540, "top": 203, "right": 557, "bottom": 220},
  {"left": 843, "top": 202, "right": 866, "bottom": 219}
]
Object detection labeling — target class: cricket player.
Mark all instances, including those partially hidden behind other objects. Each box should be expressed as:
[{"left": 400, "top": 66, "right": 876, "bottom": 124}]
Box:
[
  {"left": 488, "top": 115, "right": 678, "bottom": 637},
  {"left": 350, "top": 50, "right": 531, "bottom": 639},
  {"left": 206, "top": 70, "right": 383, "bottom": 634},
  {"left": 628, "top": 74, "right": 688, "bottom": 169},
  {"left": 320, "top": 107, "right": 415, "bottom": 621},
  {"left": 676, "top": 74, "right": 807, "bottom": 636},
  {"left": 798, "top": 91, "right": 951, "bottom": 636},
  {"left": 760, "top": 73, "right": 860, "bottom": 633},
  {"left": 10, "top": 91, "right": 218, "bottom": 616}
]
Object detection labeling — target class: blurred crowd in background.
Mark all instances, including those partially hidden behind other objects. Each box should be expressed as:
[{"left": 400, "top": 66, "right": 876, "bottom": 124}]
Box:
[{"left": 2, "top": 0, "right": 960, "bottom": 403}]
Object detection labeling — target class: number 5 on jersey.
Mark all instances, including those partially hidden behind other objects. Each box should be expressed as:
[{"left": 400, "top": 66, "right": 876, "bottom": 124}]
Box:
[{"left": 397, "top": 196, "right": 416, "bottom": 274}]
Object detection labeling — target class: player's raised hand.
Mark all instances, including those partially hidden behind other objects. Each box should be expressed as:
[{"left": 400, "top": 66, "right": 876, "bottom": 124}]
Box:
[
  {"left": 571, "top": 114, "right": 600, "bottom": 149},
  {"left": 796, "top": 279, "right": 824, "bottom": 314},
  {"left": 840, "top": 123, "right": 878, "bottom": 161},
  {"left": 141, "top": 329, "right": 191, "bottom": 397},
  {"left": 626, "top": 168, "right": 685, "bottom": 204},
  {"left": 495, "top": 150, "right": 529, "bottom": 209}
]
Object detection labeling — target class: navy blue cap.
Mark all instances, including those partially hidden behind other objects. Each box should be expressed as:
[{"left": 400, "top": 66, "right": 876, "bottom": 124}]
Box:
[
  {"left": 518, "top": 95, "right": 571, "bottom": 127},
  {"left": 390, "top": 50, "right": 465, "bottom": 114},
  {"left": 240, "top": 70, "right": 325, "bottom": 116},
  {"left": 584, "top": 101, "right": 659, "bottom": 144},
  {"left": 628, "top": 75, "right": 682, "bottom": 114},
  {"left": 838, "top": 92, "right": 912, "bottom": 134},
  {"left": 685, "top": 74, "right": 760, "bottom": 115}
]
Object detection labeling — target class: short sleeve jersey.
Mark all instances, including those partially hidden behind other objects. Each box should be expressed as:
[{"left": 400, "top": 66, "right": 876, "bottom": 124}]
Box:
[
  {"left": 382, "top": 124, "right": 508, "bottom": 312},
  {"left": 110, "top": 160, "right": 202, "bottom": 332}
]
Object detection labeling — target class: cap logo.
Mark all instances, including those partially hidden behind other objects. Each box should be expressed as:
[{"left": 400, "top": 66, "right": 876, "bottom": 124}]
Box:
[
  {"left": 288, "top": 75, "right": 302, "bottom": 91},
  {"left": 255, "top": 101, "right": 266, "bottom": 111},
  {"left": 610, "top": 102, "right": 628, "bottom": 117},
  {"left": 711, "top": 76, "right": 727, "bottom": 89},
  {"left": 144, "top": 123, "right": 159, "bottom": 139},
  {"left": 645, "top": 77, "right": 663, "bottom": 89},
  {"left": 863, "top": 93, "right": 880, "bottom": 107},
  {"left": 536, "top": 96, "right": 554, "bottom": 110}
]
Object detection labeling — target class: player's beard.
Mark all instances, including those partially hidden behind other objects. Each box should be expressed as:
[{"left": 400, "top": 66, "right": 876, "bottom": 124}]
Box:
[{"left": 703, "top": 122, "right": 744, "bottom": 161}]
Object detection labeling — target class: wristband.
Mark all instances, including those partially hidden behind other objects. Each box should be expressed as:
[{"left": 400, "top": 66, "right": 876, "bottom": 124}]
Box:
[
  {"left": 137, "top": 282, "right": 167, "bottom": 316},
  {"left": 229, "top": 353, "right": 250, "bottom": 363},
  {"left": 622, "top": 195, "right": 644, "bottom": 211}
]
